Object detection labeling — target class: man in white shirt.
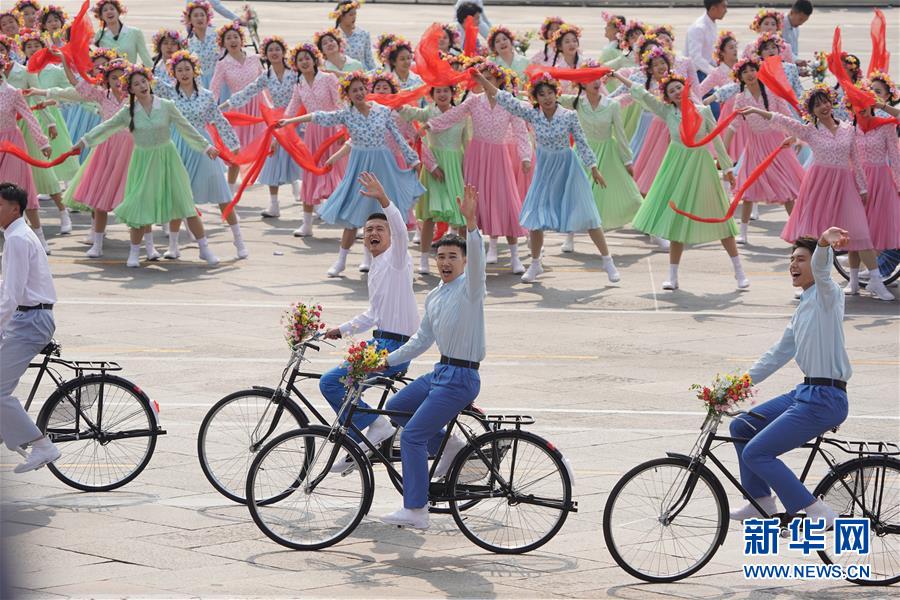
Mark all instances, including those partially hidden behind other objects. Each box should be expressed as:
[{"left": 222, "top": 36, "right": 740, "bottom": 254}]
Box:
[
  {"left": 0, "top": 183, "right": 61, "bottom": 473},
  {"left": 320, "top": 173, "right": 420, "bottom": 463},
  {"left": 782, "top": 0, "right": 813, "bottom": 63},
  {"left": 685, "top": 0, "right": 728, "bottom": 116}
]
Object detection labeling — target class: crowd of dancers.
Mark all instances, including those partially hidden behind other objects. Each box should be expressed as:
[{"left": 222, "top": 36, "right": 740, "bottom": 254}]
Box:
[{"left": 0, "top": 0, "right": 897, "bottom": 300}]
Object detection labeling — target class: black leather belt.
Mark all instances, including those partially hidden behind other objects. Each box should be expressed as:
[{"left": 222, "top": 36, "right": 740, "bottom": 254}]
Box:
[
  {"left": 373, "top": 330, "right": 410, "bottom": 343},
  {"left": 440, "top": 356, "right": 480, "bottom": 370},
  {"left": 17, "top": 304, "right": 53, "bottom": 312},
  {"left": 804, "top": 377, "right": 847, "bottom": 391}
]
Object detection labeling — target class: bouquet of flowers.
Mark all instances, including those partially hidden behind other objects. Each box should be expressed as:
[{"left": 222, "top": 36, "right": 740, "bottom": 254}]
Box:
[
  {"left": 514, "top": 29, "right": 536, "bottom": 55},
  {"left": 282, "top": 302, "right": 325, "bottom": 351},
  {"left": 340, "top": 341, "right": 388, "bottom": 385},
  {"left": 811, "top": 51, "right": 828, "bottom": 83},
  {"left": 240, "top": 4, "right": 260, "bottom": 49},
  {"left": 691, "top": 372, "right": 755, "bottom": 416}
]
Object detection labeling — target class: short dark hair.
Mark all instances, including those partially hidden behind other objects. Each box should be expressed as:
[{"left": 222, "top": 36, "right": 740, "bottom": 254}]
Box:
[
  {"left": 365, "top": 212, "right": 388, "bottom": 223},
  {"left": 704, "top": 0, "right": 726, "bottom": 10},
  {"left": 792, "top": 0, "right": 813, "bottom": 16},
  {"left": 432, "top": 233, "right": 467, "bottom": 256},
  {"left": 0, "top": 182, "right": 27, "bottom": 214},
  {"left": 455, "top": 2, "right": 482, "bottom": 26},
  {"left": 792, "top": 237, "right": 817, "bottom": 255}
]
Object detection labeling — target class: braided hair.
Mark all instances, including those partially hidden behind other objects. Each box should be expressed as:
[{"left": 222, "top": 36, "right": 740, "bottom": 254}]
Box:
[{"left": 735, "top": 60, "right": 769, "bottom": 110}]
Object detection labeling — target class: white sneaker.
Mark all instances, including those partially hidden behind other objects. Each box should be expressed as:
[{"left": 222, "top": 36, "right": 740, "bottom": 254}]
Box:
[
  {"left": 486, "top": 244, "right": 498, "bottom": 264},
  {"left": 730, "top": 495, "right": 778, "bottom": 521},
  {"left": 867, "top": 279, "right": 896, "bottom": 301},
  {"left": 651, "top": 236, "right": 670, "bottom": 251},
  {"left": 85, "top": 234, "right": 103, "bottom": 258},
  {"left": 736, "top": 274, "right": 751, "bottom": 290},
  {"left": 199, "top": 246, "right": 220, "bottom": 266},
  {"left": 521, "top": 260, "right": 543, "bottom": 283},
  {"left": 417, "top": 254, "right": 430, "bottom": 275},
  {"left": 13, "top": 442, "right": 61, "bottom": 473},
  {"left": 412, "top": 230, "right": 421, "bottom": 245},
  {"left": 292, "top": 220, "right": 313, "bottom": 237},
  {"left": 662, "top": 280, "right": 679, "bottom": 290},
  {"left": 379, "top": 507, "right": 430, "bottom": 529},
  {"left": 602, "top": 257, "right": 621, "bottom": 283},
  {"left": 366, "top": 417, "right": 397, "bottom": 448},
  {"left": 164, "top": 240, "right": 180, "bottom": 260},
  {"left": 358, "top": 260, "right": 370, "bottom": 273},
  {"left": 432, "top": 435, "right": 466, "bottom": 480},
  {"left": 59, "top": 209, "right": 72, "bottom": 234},
  {"left": 736, "top": 232, "right": 748, "bottom": 245},
  {"left": 803, "top": 498, "right": 838, "bottom": 531},
  {"left": 561, "top": 233, "right": 575, "bottom": 253},
  {"left": 843, "top": 282, "right": 859, "bottom": 296},
  {"left": 510, "top": 253, "right": 525, "bottom": 275},
  {"left": 145, "top": 243, "right": 162, "bottom": 261},
  {"left": 750, "top": 204, "right": 760, "bottom": 221},
  {"left": 234, "top": 240, "right": 249, "bottom": 260},
  {"left": 327, "top": 258, "right": 346, "bottom": 277},
  {"left": 329, "top": 452, "right": 358, "bottom": 474},
  {"left": 261, "top": 200, "right": 280, "bottom": 218},
  {"left": 126, "top": 247, "right": 140, "bottom": 268}
]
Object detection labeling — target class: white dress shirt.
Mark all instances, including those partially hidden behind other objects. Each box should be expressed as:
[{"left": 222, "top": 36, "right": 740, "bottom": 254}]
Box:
[
  {"left": 0, "top": 217, "right": 57, "bottom": 333},
  {"left": 684, "top": 13, "right": 718, "bottom": 76},
  {"left": 782, "top": 13, "right": 800, "bottom": 61},
  {"left": 388, "top": 228, "right": 486, "bottom": 366},
  {"left": 749, "top": 245, "right": 852, "bottom": 385},
  {"left": 338, "top": 203, "right": 420, "bottom": 338}
]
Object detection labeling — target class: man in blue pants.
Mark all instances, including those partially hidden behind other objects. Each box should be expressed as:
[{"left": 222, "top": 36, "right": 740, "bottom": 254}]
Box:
[
  {"left": 378, "top": 185, "right": 484, "bottom": 530},
  {"left": 319, "top": 172, "right": 420, "bottom": 471},
  {"left": 729, "top": 227, "right": 853, "bottom": 528}
]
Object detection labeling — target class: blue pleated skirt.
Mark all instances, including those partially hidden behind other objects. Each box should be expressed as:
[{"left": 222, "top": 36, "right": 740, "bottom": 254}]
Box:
[
  {"left": 65, "top": 105, "right": 101, "bottom": 163},
  {"left": 174, "top": 128, "right": 232, "bottom": 205},
  {"left": 257, "top": 143, "right": 302, "bottom": 187},
  {"left": 318, "top": 147, "right": 425, "bottom": 229},
  {"left": 629, "top": 110, "right": 653, "bottom": 161},
  {"left": 519, "top": 147, "right": 601, "bottom": 233}
]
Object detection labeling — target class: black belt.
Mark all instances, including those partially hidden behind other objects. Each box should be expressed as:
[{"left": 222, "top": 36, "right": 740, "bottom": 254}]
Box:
[
  {"left": 17, "top": 304, "right": 53, "bottom": 312},
  {"left": 804, "top": 377, "right": 847, "bottom": 391},
  {"left": 440, "top": 355, "right": 480, "bottom": 370},
  {"left": 373, "top": 330, "right": 410, "bottom": 343}
]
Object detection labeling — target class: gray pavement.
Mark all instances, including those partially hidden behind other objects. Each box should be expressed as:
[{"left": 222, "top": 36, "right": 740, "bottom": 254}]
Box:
[{"left": 1, "top": 2, "right": 899, "bottom": 599}]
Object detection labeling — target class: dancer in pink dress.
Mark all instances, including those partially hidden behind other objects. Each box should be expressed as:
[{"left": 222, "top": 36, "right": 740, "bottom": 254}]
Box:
[
  {"left": 742, "top": 9, "right": 794, "bottom": 62},
  {"left": 630, "top": 46, "right": 674, "bottom": 196},
  {"left": 739, "top": 85, "right": 895, "bottom": 301},
  {"left": 729, "top": 57, "right": 804, "bottom": 245},
  {"left": 529, "top": 16, "right": 564, "bottom": 67},
  {"left": 424, "top": 61, "right": 530, "bottom": 273},
  {"left": 700, "top": 30, "right": 745, "bottom": 162},
  {"left": 284, "top": 42, "right": 346, "bottom": 238}
]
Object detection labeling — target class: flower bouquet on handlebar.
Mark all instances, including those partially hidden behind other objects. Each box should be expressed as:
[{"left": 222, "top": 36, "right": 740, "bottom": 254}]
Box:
[
  {"left": 340, "top": 341, "right": 388, "bottom": 388},
  {"left": 282, "top": 302, "right": 325, "bottom": 352},
  {"left": 692, "top": 372, "right": 756, "bottom": 418}
]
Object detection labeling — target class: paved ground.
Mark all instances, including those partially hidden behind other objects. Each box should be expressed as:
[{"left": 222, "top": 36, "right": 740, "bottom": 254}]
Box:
[{"left": 1, "top": 2, "right": 899, "bottom": 599}]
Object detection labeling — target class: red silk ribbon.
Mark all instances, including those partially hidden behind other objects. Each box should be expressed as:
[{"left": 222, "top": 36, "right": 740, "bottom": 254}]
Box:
[
  {"left": 757, "top": 55, "right": 801, "bottom": 114},
  {"left": 413, "top": 24, "right": 472, "bottom": 89},
  {"left": 27, "top": 1, "right": 99, "bottom": 85},
  {"left": 868, "top": 8, "right": 890, "bottom": 76},
  {"left": 463, "top": 16, "right": 478, "bottom": 57},
  {"left": 523, "top": 64, "right": 612, "bottom": 84},
  {"left": 0, "top": 142, "right": 81, "bottom": 167},
  {"left": 678, "top": 79, "right": 738, "bottom": 147}
]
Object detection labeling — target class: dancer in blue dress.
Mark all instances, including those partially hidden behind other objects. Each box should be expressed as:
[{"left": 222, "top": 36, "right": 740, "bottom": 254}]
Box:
[{"left": 184, "top": 1, "right": 219, "bottom": 89}]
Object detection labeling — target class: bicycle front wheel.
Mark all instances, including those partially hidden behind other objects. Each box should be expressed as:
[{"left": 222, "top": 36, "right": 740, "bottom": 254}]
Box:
[
  {"left": 449, "top": 430, "right": 572, "bottom": 554},
  {"left": 36, "top": 374, "right": 158, "bottom": 491},
  {"left": 246, "top": 426, "right": 372, "bottom": 551},
  {"left": 602, "top": 456, "right": 728, "bottom": 583},
  {"left": 814, "top": 456, "right": 900, "bottom": 586}
]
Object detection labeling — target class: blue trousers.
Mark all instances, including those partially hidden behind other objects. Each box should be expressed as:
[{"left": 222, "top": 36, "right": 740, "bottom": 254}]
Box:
[
  {"left": 697, "top": 70, "right": 720, "bottom": 119},
  {"left": 319, "top": 337, "right": 408, "bottom": 441},
  {"left": 730, "top": 384, "right": 848, "bottom": 513},
  {"left": 877, "top": 249, "right": 900, "bottom": 278},
  {"left": 386, "top": 364, "right": 480, "bottom": 509}
]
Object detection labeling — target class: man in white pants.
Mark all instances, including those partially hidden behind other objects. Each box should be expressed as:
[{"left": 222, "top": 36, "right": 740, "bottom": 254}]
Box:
[{"left": 0, "top": 182, "right": 61, "bottom": 473}]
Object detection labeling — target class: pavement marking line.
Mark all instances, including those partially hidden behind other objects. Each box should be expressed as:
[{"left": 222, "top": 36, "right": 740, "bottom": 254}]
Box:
[{"left": 645, "top": 257, "right": 659, "bottom": 313}]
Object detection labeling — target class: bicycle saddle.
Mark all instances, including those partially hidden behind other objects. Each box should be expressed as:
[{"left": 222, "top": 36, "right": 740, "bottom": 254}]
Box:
[{"left": 40, "top": 340, "right": 61, "bottom": 356}]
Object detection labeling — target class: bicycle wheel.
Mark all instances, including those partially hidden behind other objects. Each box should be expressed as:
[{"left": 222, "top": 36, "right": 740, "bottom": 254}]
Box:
[
  {"left": 246, "top": 426, "right": 372, "bottom": 551},
  {"left": 36, "top": 374, "right": 158, "bottom": 492},
  {"left": 834, "top": 251, "right": 851, "bottom": 282},
  {"left": 834, "top": 250, "right": 900, "bottom": 288},
  {"left": 198, "top": 389, "right": 309, "bottom": 504},
  {"left": 814, "top": 456, "right": 900, "bottom": 586},
  {"left": 449, "top": 430, "right": 572, "bottom": 554},
  {"left": 603, "top": 456, "right": 729, "bottom": 583}
]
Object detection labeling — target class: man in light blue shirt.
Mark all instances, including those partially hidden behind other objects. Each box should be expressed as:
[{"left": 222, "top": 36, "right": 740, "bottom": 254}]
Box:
[
  {"left": 378, "top": 185, "right": 485, "bottom": 530},
  {"left": 729, "top": 227, "right": 851, "bottom": 529},
  {"left": 782, "top": 0, "right": 813, "bottom": 63}
]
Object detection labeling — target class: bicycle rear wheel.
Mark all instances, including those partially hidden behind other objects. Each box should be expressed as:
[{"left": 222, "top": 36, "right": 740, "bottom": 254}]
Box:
[
  {"left": 36, "top": 374, "right": 158, "bottom": 491},
  {"left": 449, "top": 430, "right": 572, "bottom": 554},
  {"left": 814, "top": 456, "right": 900, "bottom": 586},
  {"left": 246, "top": 426, "right": 371, "bottom": 551},
  {"left": 198, "top": 389, "right": 308, "bottom": 504},
  {"left": 602, "top": 456, "right": 728, "bottom": 583}
]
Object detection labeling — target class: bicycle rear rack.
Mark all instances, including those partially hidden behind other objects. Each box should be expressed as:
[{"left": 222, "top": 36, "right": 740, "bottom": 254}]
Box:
[
  {"left": 482, "top": 414, "right": 535, "bottom": 431},
  {"left": 822, "top": 438, "right": 900, "bottom": 458},
  {"left": 51, "top": 357, "right": 123, "bottom": 373}
]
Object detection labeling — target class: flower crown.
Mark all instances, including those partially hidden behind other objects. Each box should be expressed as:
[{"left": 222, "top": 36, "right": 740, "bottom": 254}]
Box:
[
  {"left": 37, "top": 4, "right": 66, "bottom": 31},
  {"left": 539, "top": 16, "right": 563, "bottom": 41},
  {"left": 14, "top": 1, "right": 41, "bottom": 14},
  {"left": 799, "top": 83, "right": 838, "bottom": 121},
  {"left": 657, "top": 72, "right": 686, "bottom": 102},
  {"left": 714, "top": 29, "right": 736, "bottom": 64},
  {"left": 752, "top": 31, "right": 784, "bottom": 57},
  {"left": 527, "top": 72, "right": 560, "bottom": 99},
  {"left": 750, "top": 9, "right": 782, "bottom": 33},
  {"left": 634, "top": 33, "right": 661, "bottom": 58},
  {"left": 441, "top": 23, "right": 460, "bottom": 47},
  {"left": 375, "top": 32, "right": 397, "bottom": 53},
  {"left": 476, "top": 60, "right": 510, "bottom": 90},
  {"left": 328, "top": 0, "right": 362, "bottom": 21},
  {"left": 369, "top": 68, "right": 399, "bottom": 93},
  {"left": 840, "top": 52, "right": 860, "bottom": 68},
  {"left": 152, "top": 29, "right": 186, "bottom": 53},
  {"left": 379, "top": 36, "right": 412, "bottom": 66},
  {"left": 652, "top": 25, "right": 674, "bottom": 42},
  {"left": 487, "top": 25, "right": 515, "bottom": 51},
  {"left": 338, "top": 69, "right": 369, "bottom": 99},
  {"left": 166, "top": 49, "right": 201, "bottom": 79},
  {"left": 92, "top": 0, "right": 125, "bottom": 20},
  {"left": 446, "top": 53, "right": 471, "bottom": 70},
  {"left": 119, "top": 62, "right": 153, "bottom": 90},
  {"left": 16, "top": 28, "right": 45, "bottom": 51},
  {"left": 260, "top": 35, "right": 287, "bottom": 56},
  {"left": 98, "top": 57, "right": 128, "bottom": 80},
  {"left": 183, "top": 0, "right": 213, "bottom": 27},
  {"left": 731, "top": 56, "right": 761, "bottom": 81},
  {"left": 551, "top": 23, "right": 581, "bottom": 47},
  {"left": 90, "top": 47, "right": 120, "bottom": 62},
  {"left": 216, "top": 21, "right": 246, "bottom": 48},
  {"left": 616, "top": 20, "right": 646, "bottom": 51},
  {"left": 640, "top": 45, "right": 672, "bottom": 71},
  {"left": 313, "top": 28, "right": 343, "bottom": 51},
  {"left": 289, "top": 42, "right": 322, "bottom": 68},
  {"left": 868, "top": 70, "right": 900, "bottom": 103},
  {"left": 601, "top": 12, "right": 625, "bottom": 28}
]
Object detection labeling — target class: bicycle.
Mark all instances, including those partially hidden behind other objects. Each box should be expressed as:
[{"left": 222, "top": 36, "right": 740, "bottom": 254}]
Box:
[
  {"left": 833, "top": 249, "right": 900, "bottom": 288},
  {"left": 18, "top": 339, "right": 166, "bottom": 491},
  {"left": 197, "top": 335, "right": 490, "bottom": 505},
  {"left": 245, "top": 376, "right": 577, "bottom": 554},
  {"left": 603, "top": 408, "right": 900, "bottom": 585}
]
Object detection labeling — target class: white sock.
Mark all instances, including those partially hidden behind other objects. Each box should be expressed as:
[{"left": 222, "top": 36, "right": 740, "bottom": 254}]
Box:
[
  {"left": 668, "top": 264, "right": 679, "bottom": 282},
  {"left": 739, "top": 222, "right": 748, "bottom": 236},
  {"left": 130, "top": 243, "right": 140, "bottom": 254},
  {"left": 230, "top": 222, "right": 243, "bottom": 241},
  {"left": 869, "top": 271, "right": 884, "bottom": 285},
  {"left": 601, "top": 254, "right": 613, "bottom": 264},
  {"left": 197, "top": 237, "right": 209, "bottom": 250},
  {"left": 849, "top": 268, "right": 859, "bottom": 288},
  {"left": 33, "top": 227, "right": 46, "bottom": 241},
  {"left": 489, "top": 237, "right": 498, "bottom": 252},
  {"left": 143, "top": 231, "right": 155, "bottom": 249},
  {"left": 508, "top": 243, "right": 519, "bottom": 259},
  {"left": 32, "top": 435, "right": 53, "bottom": 449},
  {"left": 291, "top": 180, "right": 301, "bottom": 198},
  {"left": 338, "top": 247, "right": 349, "bottom": 261},
  {"left": 731, "top": 254, "right": 744, "bottom": 275},
  {"left": 269, "top": 193, "right": 278, "bottom": 205}
]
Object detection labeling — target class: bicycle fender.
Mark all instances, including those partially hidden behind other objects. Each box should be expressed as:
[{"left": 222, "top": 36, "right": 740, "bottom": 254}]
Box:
[{"left": 666, "top": 452, "right": 731, "bottom": 547}]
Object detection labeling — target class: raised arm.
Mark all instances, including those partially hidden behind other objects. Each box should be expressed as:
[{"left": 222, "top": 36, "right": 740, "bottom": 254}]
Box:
[
  {"left": 813, "top": 228, "right": 848, "bottom": 310},
  {"left": 358, "top": 171, "right": 410, "bottom": 270},
  {"left": 495, "top": 89, "right": 537, "bottom": 124},
  {"left": 628, "top": 83, "right": 669, "bottom": 120},
  {"left": 309, "top": 108, "right": 346, "bottom": 128},
  {"left": 460, "top": 185, "right": 486, "bottom": 300},
  {"left": 207, "top": 0, "right": 239, "bottom": 21},
  {"left": 81, "top": 104, "right": 130, "bottom": 147},
  {"left": 425, "top": 96, "right": 470, "bottom": 133}
]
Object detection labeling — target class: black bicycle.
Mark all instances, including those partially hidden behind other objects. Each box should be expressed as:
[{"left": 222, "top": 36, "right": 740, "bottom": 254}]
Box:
[
  {"left": 603, "top": 408, "right": 899, "bottom": 585},
  {"left": 21, "top": 340, "right": 165, "bottom": 491},
  {"left": 197, "top": 335, "right": 489, "bottom": 505},
  {"left": 245, "top": 376, "right": 576, "bottom": 554},
  {"left": 833, "top": 249, "right": 900, "bottom": 288}
]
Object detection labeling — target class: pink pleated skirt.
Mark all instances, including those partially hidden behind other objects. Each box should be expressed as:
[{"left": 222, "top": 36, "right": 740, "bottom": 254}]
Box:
[
  {"left": 72, "top": 130, "right": 134, "bottom": 212},
  {"left": 863, "top": 163, "right": 900, "bottom": 250},
  {"left": 781, "top": 164, "right": 873, "bottom": 250},
  {"left": 721, "top": 97, "right": 747, "bottom": 159},
  {"left": 634, "top": 117, "right": 670, "bottom": 195},
  {"left": 233, "top": 96, "right": 266, "bottom": 148},
  {"left": 0, "top": 128, "right": 39, "bottom": 209},
  {"left": 464, "top": 138, "right": 525, "bottom": 237},
  {"left": 300, "top": 122, "right": 346, "bottom": 206},
  {"left": 737, "top": 128, "right": 804, "bottom": 203}
]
